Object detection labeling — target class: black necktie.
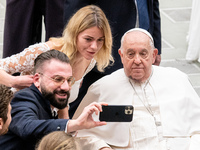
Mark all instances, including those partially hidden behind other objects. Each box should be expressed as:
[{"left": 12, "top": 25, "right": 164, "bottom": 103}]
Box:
[{"left": 52, "top": 109, "right": 58, "bottom": 118}]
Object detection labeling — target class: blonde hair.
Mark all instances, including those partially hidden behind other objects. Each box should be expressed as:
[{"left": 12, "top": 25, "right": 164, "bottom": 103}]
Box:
[
  {"left": 36, "top": 131, "right": 78, "bottom": 150},
  {"left": 50, "top": 5, "right": 113, "bottom": 72}
]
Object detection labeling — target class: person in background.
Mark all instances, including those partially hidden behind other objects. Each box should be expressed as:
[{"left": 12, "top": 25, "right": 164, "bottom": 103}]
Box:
[
  {"left": 0, "top": 50, "right": 107, "bottom": 150},
  {"left": 0, "top": 5, "right": 113, "bottom": 117},
  {"left": 186, "top": 0, "right": 200, "bottom": 62},
  {"left": 0, "top": 84, "right": 13, "bottom": 135},
  {"left": 35, "top": 131, "right": 79, "bottom": 150},
  {"left": 63, "top": 0, "right": 161, "bottom": 117},
  {"left": 3, "top": 0, "right": 64, "bottom": 58},
  {"left": 73, "top": 28, "right": 200, "bottom": 149}
]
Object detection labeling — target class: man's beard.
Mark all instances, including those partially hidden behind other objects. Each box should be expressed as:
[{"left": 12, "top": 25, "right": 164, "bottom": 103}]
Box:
[{"left": 41, "top": 86, "right": 70, "bottom": 109}]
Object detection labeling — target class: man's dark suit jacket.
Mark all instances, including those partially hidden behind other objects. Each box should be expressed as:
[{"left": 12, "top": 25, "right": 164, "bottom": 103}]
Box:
[
  {"left": 64, "top": 0, "right": 162, "bottom": 118},
  {"left": 0, "top": 84, "right": 68, "bottom": 150}
]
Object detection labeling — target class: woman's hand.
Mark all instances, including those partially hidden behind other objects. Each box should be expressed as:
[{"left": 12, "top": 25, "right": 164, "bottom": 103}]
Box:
[{"left": 12, "top": 75, "right": 34, "bottom": 89}]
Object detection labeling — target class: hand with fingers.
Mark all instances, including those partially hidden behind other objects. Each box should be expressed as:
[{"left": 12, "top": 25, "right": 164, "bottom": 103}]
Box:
[
  {"left": 12, "top": 75, "right": 34, "bottom": 89},
  {"left": 67, "top": 102, "right": 108, "bottom": 133}
]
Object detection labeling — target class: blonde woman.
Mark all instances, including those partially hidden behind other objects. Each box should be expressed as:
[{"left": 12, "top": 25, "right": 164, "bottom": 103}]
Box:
[{"left": 0, "top": 5, "right": 113, "bottom": 106}]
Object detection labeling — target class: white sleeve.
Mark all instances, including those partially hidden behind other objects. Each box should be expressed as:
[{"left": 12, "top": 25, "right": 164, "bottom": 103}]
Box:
[
  {"left": 0, "top": 42, "right": 50, "bottom": 75},
  {"left": 76, "top": 136, "right": 110, "bottom": 150}
]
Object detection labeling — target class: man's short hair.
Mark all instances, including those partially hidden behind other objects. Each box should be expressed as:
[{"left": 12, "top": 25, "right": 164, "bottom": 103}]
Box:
[
  {"left": 34, "top": 50, "right": 70, "bottom": 73},
  {"left": 0, "top": 84, "right": 13, "bottom": 122}
]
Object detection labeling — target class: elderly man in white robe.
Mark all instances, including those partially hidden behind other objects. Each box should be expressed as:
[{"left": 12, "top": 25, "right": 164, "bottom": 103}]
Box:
[{"left": 73, "top": 28, "right": 200, "bottom": 150}]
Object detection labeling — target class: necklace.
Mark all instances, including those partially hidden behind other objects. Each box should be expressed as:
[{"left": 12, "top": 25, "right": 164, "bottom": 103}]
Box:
[{"left": 129, "top": 68, "right": 161, "bottom": 126}]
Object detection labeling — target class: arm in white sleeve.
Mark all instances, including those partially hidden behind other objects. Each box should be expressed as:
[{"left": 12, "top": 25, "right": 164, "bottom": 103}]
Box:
[
  {"left": 76, "top": 136, "right": 111, "bottom": 150},
  {"left": 0, "top": 43, "right": 50, "bottom": 88}
]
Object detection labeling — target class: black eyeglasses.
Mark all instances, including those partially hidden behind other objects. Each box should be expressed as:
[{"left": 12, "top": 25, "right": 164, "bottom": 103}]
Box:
[{"left": 39, "top": 73, "right": 75, "bottom": 87}]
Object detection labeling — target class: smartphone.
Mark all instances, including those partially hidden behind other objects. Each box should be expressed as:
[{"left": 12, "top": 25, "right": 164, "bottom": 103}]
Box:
[{"left": 99, "top": 105, "right": 134, "bottom": 122}]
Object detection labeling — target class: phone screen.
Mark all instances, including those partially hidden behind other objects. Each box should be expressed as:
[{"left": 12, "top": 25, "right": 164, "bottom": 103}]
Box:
[{"left": 99, "top": 105, "right": 134, "bottom": 122}]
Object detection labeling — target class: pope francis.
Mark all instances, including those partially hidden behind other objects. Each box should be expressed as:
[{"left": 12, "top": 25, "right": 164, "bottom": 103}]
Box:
[{"left": 73, "top": 28, "right": 200, "bottom": 150}]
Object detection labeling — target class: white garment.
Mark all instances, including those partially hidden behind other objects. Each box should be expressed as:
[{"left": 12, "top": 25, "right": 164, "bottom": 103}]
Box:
[
  {"left": 73, "top": 65, "right": 200, "bottom": 150},
  {"left": 186, "top": 0, "right": 200, "bottom": 62},
  {"left": 128, "top": 79, "right": 166, "bottom": 150},
  {"left": 0, "top": 42, "right": 96, "bottom": 103}
]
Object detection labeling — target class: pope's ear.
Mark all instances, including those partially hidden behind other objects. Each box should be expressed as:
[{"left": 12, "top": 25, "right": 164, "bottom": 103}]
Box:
[
  {"left": 118, "top": 49, "right": 124, "bottom": 64},
  {"left": 118, "top": 49, "right": 123, "bottom": 56},
  {"left": 33, "top": 73, "right": 40, "bottom": 88},
  {"left": 0, "top": 118, "right": 3, "bottom": 130},
  {"left": 152, "top": 48, "right": 158, "bottom": 63}
]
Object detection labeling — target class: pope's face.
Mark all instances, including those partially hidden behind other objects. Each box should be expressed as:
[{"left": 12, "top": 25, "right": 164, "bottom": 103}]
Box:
[{"left": 119, "top": 31, "right": 158, "bottom": 82}]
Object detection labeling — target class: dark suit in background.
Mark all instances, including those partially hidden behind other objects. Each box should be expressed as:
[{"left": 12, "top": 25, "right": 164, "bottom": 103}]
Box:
[
  {"left": 64, "top": 0, "right": 161, "bottom": 118},
  {"left": 3, "top": 0, "right": 64, "bottom": 58},
  {"left": 0, "top": 84, "right": 68, "bottom": 150}
]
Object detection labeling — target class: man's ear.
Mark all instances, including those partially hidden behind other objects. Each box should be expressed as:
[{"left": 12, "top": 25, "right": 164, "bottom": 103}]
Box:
[
  {"left": 33, "top": 73, "right": 40, "bottom": 89},
  {"left": 152, "top": 48, "right": 158, "bottom": 64},
  {"left": 0, "top": 118, "right": 4, "bottom": 130}
]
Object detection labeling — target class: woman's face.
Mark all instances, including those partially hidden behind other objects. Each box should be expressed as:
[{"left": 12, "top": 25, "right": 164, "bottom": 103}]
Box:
[{"left": 76, "top": 26, "right": 104, "bottom": 60}]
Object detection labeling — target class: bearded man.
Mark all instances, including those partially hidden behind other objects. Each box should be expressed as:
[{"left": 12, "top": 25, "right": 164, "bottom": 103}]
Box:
[{"left": 0, "top": 50, "right": 107, "bottom": 150}]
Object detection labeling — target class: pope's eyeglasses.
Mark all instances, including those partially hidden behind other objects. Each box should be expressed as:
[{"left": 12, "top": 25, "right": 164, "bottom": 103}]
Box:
[{"left": 39, "top": 73, "right": 75, "bottom": 87}]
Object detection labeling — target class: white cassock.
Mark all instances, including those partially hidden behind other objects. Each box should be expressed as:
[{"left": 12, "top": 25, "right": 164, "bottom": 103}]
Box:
[{"left": 73, "top": 65, "right": 200, "bottom": 150}]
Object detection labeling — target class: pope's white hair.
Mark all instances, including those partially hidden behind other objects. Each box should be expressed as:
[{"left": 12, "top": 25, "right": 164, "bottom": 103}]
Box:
[{"left": 120, "top": 28, "right": 155, "bottom": 53}]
